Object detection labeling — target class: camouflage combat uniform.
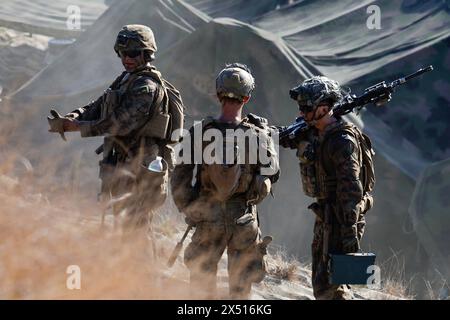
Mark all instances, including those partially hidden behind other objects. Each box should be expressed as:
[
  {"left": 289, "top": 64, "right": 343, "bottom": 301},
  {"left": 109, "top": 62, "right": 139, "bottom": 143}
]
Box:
[
  {"left": 171, "top": 115, "right": 279, "bottom": 299},
  {"left": 302, "top": 120, "right": 373, "bottom": 299},
  {"left": 287, "top": 76, "right": 374, "bottom": 300},
  {"left": 60, "top": 25, "right": 179, "bottom": 232},
  {"left": 65, "top": 63, "right": 171, "bottom": 230}
]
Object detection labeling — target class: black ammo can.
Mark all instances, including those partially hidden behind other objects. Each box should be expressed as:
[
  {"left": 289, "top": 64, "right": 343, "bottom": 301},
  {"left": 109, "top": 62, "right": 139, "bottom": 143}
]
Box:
[{"left": 329, "top": 253, "right": 377, "bottom": 285}]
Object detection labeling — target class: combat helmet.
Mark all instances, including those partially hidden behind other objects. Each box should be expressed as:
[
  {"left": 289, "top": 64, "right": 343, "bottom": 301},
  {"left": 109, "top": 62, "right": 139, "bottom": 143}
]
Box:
[
  {"left": 114, "top": 24, "right": 157, "bottom": 60},
  {"left": 216, "top": 63, "right": 255, "bottom": 102},
  {"left": 289, "top": 76, "right": 342, "bottom": 113}
]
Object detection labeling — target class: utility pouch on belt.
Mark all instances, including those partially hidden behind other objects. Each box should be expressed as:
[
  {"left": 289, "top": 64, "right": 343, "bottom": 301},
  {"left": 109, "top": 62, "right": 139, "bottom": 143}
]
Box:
[{"left": 101, "top": 88, "right": 119, "bottom": 120}]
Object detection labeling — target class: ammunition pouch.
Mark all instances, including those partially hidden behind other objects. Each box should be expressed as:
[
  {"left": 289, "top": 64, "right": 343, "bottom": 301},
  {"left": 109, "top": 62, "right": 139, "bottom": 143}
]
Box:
[
  {"left": 246, "top": 175, "right": 272, "bottom": 205},
  {"left": 297, "top": 140, "right": 320, "bottom": 198},
  {"left": 360, "top": 193, "right": 373, "bottom": 214},
  {"left": 138, "top": 111, "right": 170, "bottom": 140},
  {"left": 100, "top": 88, "right": 119, "bottom": 120},
  {"left": 135, "top": 159, "right": 169, "bottom": 210},
  {"left": 299, "top": 162, "right": 319, "bottom": 198}
]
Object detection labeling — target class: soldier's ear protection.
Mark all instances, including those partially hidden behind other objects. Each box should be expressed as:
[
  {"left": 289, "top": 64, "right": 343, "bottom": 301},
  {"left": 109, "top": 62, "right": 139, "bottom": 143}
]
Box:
[{"left": 143, "top": 50, "right": 155, "bottom": 62}]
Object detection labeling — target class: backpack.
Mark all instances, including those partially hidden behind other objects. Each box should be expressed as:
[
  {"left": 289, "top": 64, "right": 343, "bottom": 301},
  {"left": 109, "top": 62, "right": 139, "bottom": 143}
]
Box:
[
  {"left": 338, "top": 124, "right": 375, "bottom": 195},
  {"left": 357, "top": 128, "right": 376, "bottom": 194},
  {"left": 134, "top": 67, "right": 185, "bottom": 143},
  {"left": 320, "top": 123, "right": 375, "bottom": 197},
  {"left": 160, "top": 78, "right": 185, "bottom": 143}
]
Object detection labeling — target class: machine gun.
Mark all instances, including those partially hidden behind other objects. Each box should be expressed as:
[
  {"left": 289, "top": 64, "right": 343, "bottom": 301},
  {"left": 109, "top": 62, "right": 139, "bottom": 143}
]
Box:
[{"left": 279, "top": 65, "right": 434, "bottom": 147}]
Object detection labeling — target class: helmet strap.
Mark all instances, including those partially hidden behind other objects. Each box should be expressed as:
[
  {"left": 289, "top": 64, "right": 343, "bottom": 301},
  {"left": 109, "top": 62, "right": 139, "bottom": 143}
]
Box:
[{"left": 307, "top": 105, "right": 329, "bottom": 126}]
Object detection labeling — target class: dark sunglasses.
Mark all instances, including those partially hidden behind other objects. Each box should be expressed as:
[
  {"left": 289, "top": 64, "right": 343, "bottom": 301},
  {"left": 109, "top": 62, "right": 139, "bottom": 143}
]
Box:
[
  {"left": 298, "top": 104, "right": 314, "bottom": 113},
  {"left": 119, "top": 49, "right": 142, "bottom": 58}
]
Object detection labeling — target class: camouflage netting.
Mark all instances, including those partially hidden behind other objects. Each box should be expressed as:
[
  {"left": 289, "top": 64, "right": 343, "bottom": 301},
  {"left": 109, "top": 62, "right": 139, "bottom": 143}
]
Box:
[
  {"left": 0, "top": 0, "right": 107, "bottom": 37},
  {"left": 2, "top": 0, "right": 449, "bottom": 297},
  {"left": 409, "top": 159, "right": 450, "bottom": 282},
  {"left": 0, "top": 28, "right": 49, "bottom": 96}
]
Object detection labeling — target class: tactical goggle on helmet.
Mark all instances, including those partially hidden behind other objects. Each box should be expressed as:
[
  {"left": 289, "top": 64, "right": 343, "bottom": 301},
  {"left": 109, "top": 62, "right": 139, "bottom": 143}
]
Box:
[
  {"left": 289, "top": 76, "right": 343, "bottom": 113},
  {"left": 289, "top": 86, "right": 316, "bottom": 113},
  {"left": 116, "top": 34, "right": 141, "bottom": 57},
  {"left": 114, "top": 25, "right": 157, "bottom": 60}
]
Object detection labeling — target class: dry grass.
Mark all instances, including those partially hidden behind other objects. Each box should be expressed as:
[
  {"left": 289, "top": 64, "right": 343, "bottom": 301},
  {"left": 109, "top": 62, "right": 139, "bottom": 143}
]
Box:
[
  {"left": 423, "top": 269, "right": 450, "bottom": 300},
  {"left": 0, "top": 139, "right": 193, "bottom": 299},
  {"left": 266, "top": 248, "right": 300, "bottom": 282},
  {"left": 376, "top": 248, "right": 415, "bottom": 299}
]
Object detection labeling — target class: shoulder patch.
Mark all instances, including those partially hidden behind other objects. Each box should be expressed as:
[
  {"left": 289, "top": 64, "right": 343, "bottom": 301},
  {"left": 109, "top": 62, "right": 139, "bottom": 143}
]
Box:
[
  {"left": 328, "top": 132, "right": 358, "bottom": 159},
  {"left": 131, "top": 76, "right": 158, "bottom": 95}
]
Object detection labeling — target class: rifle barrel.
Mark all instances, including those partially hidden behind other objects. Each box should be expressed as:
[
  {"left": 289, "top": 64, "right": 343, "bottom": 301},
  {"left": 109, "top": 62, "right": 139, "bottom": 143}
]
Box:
[{"left": 404, "top": 65, "right": 433, "bottom": 81}]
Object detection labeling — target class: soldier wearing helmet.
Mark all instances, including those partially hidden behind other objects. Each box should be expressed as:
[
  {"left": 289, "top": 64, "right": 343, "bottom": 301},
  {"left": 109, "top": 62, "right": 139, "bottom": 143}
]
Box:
[
  {"left": 171, "top": 63, "right": 279, "bottom": 299},
  {"left": 47, "top": 25, "right": 183, "bottom": 239},
  {"left": 285, "top": 76, "right": 375, "bottom": 300}
]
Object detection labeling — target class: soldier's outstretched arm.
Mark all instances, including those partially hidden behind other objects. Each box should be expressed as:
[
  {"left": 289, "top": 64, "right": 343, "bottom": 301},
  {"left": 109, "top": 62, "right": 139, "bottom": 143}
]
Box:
[
  {"left": 48, "top": 95, "right": 104, "bottom": 137},
  {"left": 77, "top": 77, "right": 157, "bottom": 137},
  {"left": 65, "top": 96, "right": 103, "bottom": 122},
  {"left": 60, "top": 72, "right": 128, "bottom": 128}
]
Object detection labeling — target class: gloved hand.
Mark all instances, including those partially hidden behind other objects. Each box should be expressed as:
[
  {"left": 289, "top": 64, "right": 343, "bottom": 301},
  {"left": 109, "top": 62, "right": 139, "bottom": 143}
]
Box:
[
  {"left": 283, "top": 138, "right": 299, "bottom": 150},
  {"left": 374, "top": 92, "right": 392, "bottom": 106},
  {"left": 341, "top": 224, "right": 360, "bottom": 253},
  {"left": 307, "top": 202, "right": 324, "bottom": 222},
  {"left": 246, "top": 175, "right": 271, "bottom": 205},
  {"left": 47, "top": 109, "right": 67, "bottom": 141},
  {"left": 275, "top": 126, "right": 297, "bottom": 149},
  {"left": 184, "top": 216, "right": 197, "bottom": 227}
]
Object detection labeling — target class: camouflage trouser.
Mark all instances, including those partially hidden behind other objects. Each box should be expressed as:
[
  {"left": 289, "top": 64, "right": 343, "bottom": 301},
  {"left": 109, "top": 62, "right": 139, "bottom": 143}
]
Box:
[
  {"left": 122, "top": 167, "right": 168, "bottom": 232},
  {"left": 311, "top": 209, "right": 366, "bottom": 300},
  {"left": 100, "top": 160, "right": 168, "bottom": 232},
  {"left": 184, "top": 199, "right": 267, "bottom": 299}
]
